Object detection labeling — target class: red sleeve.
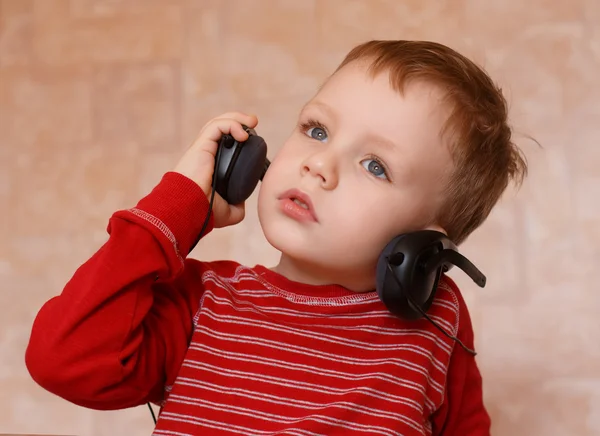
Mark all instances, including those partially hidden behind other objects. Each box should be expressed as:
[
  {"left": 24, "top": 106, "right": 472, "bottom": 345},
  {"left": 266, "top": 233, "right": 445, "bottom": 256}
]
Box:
[
  {"left": 25, "top": 172, "right": 214, "bottom": 410},
  {"left": 431, "top": 279, "right": 492, "bottom": 435}
]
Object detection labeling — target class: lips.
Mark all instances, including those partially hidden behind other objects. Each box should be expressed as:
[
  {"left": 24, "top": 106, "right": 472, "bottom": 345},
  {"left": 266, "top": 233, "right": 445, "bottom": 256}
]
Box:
[{"left": 278, "top": 189, "right": 318, "bottom": 222}]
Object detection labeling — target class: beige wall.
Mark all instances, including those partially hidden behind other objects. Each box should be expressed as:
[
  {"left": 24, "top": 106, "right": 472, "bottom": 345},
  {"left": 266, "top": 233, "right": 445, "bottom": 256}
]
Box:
[{"left": 1, "top": 0, "right": 599, "bottom": 435}]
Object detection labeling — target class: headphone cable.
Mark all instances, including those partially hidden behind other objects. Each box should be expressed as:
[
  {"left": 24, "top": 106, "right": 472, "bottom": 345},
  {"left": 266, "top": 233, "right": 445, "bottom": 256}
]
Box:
[
  {"left": 385, "top": 262, "right": 477, "bottom": 356},
  {"left": 146, "top": 141, "right": 224, "bottom": 426},
  {"left": 188, "top": 139, "right": 224, "bottom": 252},
  {"left": 147, "top": 402, "right": 157, "bottom": 425}
]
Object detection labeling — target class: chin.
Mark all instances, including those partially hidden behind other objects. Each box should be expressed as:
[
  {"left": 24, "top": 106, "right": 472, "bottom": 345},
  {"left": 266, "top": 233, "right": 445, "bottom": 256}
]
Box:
[
  {"left": 259, "top": 220, "right": 376, "bottom": 288},
  {"left": 259, "top": 214, "right": 308, "bottom": 258}
]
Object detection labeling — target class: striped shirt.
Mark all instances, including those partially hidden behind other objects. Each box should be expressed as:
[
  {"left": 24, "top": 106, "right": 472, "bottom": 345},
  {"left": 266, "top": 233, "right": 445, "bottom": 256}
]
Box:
[{"left": 26, "top": 172, "right": 491, "bottom": 435}]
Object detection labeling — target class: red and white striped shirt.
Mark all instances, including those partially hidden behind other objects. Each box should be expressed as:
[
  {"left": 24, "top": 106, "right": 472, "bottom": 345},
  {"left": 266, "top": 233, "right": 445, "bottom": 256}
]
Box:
[{"left": 26, "top": 172, "right": 491, "bottom": 435}]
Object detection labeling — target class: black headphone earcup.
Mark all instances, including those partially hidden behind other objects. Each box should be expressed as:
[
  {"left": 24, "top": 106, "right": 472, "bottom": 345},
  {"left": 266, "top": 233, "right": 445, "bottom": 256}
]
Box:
[
  {"left": 225, "top": 135, "right": 268, "bottom": 205},
  {"left": 376, "top": 236, "right": 418, "bottom": 320},
  {"left": 376, "top": 231, "right": 447, "bottom": 320}
]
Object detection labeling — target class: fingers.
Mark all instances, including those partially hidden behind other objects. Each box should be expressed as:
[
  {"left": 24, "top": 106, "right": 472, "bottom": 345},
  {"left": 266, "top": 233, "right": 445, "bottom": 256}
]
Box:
[
  {"left": 217, "top": 112, "right": 259, "bottom": 129},
  {"left": 227, "top": 202, "right": 246, "bottom": 226},
  {"left": 201, "top": 112, "right": 258, "bottom": 144},
  {"left": 211, "top": 195, "right": 246, "bottom": 228},
  {"left": 182, "top": 111, "right": 255, "bottom": 228}
]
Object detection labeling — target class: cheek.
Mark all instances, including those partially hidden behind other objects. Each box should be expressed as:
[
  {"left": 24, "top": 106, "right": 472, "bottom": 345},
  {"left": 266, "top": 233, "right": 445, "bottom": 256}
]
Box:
[
  {"left": 260, "top": 141, "right": 305, "bottom": 189},
  {"left": 261, "top": 159, "right": 292, "bottom": 191},
  {"left": 343, "top": 192, "right": 423, "bottom": 243},
  {"left": 330, "top": 192, "right": 398, "bottom": 247},
  {"left": 272, "top": 134, "right": 311, "bottom": 164},
  {"left": 325, "top": 213, "right": 397, "bottom": 268},
  {"left": 257, "top": 153, "right": 296, "bottom": 212}
]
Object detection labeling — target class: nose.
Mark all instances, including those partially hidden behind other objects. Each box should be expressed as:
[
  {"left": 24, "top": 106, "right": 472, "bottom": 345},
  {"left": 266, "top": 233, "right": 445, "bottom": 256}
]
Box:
[{"left": 301, "top": 149, "right": 339, "bottom": 190}]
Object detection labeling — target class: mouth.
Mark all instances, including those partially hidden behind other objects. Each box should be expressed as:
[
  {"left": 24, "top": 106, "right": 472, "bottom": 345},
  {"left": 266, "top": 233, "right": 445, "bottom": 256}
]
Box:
[{"left": 278, "top": 189, "right": 318, "bottom": 222}]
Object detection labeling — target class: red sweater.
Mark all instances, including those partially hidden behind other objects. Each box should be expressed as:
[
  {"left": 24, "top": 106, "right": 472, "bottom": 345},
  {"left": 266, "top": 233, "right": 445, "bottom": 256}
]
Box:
[{"left": 26, "top": 172, "right": 491, "bottom": 435}]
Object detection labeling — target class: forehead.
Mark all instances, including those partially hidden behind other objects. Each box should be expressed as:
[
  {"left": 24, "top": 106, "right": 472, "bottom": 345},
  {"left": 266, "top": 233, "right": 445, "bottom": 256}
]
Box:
[{"left": 312, "top": 62, "right": 448, "bottom": 138}]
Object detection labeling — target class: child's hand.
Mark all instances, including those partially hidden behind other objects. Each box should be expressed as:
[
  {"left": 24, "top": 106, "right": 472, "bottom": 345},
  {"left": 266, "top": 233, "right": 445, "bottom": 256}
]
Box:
[{"left": 174, "top": 112, "right": 258, "bottom": 228}]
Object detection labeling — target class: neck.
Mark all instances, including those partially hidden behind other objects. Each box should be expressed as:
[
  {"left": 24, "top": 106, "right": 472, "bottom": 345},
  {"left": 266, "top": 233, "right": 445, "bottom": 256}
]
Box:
[{"left": 271, "top": 254, "right": 376, "bottom": 293}]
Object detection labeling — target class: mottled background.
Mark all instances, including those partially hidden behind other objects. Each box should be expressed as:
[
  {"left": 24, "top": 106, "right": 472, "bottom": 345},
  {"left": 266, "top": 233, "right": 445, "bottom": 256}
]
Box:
[{"left": 1, "top": 0, "right": 599, "bottom": 435}]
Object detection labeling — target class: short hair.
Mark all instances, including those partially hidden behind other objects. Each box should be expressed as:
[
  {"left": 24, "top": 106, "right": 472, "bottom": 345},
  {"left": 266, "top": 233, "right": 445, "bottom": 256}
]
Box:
[{"left": 336, "top": 40, "right": 528, "bottom": 244}]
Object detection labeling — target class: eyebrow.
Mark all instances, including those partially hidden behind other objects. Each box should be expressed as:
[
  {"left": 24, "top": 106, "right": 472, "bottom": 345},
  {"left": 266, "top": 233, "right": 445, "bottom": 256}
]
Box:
[
  {"left": 365, "top": 133, "right": 398, "bottom": 153},
  {"left": 301, "top": 100, "right": 337, "bottom": 122}
]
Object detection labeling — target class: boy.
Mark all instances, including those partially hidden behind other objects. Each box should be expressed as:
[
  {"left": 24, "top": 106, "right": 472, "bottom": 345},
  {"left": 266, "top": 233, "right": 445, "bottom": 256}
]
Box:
[{"left": 26, "top": 40, "right": 527, "bottom": 435}]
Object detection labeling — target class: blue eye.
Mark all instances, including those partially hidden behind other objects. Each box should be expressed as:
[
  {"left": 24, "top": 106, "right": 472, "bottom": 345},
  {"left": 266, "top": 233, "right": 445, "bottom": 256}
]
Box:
[
  {"left": 306, "top": 126, "right": 328, "bottom": 142},
  {"left": 361, "top": 158, "right": 388, "bottom": 179}
]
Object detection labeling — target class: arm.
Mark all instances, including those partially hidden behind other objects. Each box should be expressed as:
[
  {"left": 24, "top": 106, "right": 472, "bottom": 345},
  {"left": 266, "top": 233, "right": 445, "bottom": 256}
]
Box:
[
  {"left": 431, "top": 284, "right": 492, "bottom": 435},
  {"left": 25, "top": 172, "right": 214, "bottom": 410}
]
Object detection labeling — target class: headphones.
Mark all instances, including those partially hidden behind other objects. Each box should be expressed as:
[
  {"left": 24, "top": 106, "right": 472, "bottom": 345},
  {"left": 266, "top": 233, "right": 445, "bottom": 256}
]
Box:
[
  {"left": 213, "top": 127, "right": 270, "bottom": 205},
  {"left": 200, "top": 126, "right": 487, "bottom": 355},
  {"left": 193, "top": 126, "right": 270, "bottom": 243}
]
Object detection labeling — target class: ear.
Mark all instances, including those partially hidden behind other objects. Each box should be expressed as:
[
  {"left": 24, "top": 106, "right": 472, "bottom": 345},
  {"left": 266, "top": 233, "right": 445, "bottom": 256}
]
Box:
[{"left": 424, "top": 223, "right": 448, "bottom": 236}]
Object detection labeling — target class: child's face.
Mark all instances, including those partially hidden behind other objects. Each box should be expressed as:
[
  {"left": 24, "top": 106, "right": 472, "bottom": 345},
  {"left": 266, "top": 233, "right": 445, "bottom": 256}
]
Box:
[{"left": 257, "top": 61, "right": 453, "bottom": 290}]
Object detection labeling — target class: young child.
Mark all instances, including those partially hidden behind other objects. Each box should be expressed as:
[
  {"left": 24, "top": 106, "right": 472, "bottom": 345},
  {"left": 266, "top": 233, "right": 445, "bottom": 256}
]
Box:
[{"left": 26, "top": 40, "right": 527, "bottom": 435}]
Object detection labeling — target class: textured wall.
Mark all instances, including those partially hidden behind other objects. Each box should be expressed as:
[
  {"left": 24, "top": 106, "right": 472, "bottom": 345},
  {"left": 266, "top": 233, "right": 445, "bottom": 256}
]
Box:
[{"left": 1, "top": 0, "right": 599, "bottom": 435}]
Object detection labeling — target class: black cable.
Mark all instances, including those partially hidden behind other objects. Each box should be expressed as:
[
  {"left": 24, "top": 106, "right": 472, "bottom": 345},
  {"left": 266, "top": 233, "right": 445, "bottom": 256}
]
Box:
[
  {"left": 147, "top": 402, "right": 157, "bottom": 425},
  {"left": 146, "top": 141, "right": 224, "bottom": 425},
  {"left": 385, "top": 262, "right": 477, "bottom": 356},
  {"left": 197, "top": 139, "right": 222, "bottom": 241}
]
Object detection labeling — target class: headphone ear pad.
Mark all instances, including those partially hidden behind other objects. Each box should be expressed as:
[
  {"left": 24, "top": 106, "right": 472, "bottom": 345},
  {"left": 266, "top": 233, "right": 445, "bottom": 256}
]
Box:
[
  {"left": 226, "top": 135, "right": 268, "bottom": 205},
  {"left": 376, "top": 231, "right": 447, "bottom": 320},
  {"left": 376, "top": 235, "right": 418, "bottom": 320},
  {"left": 375, "top": 237, "right": 398, "bottom": 300}
]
